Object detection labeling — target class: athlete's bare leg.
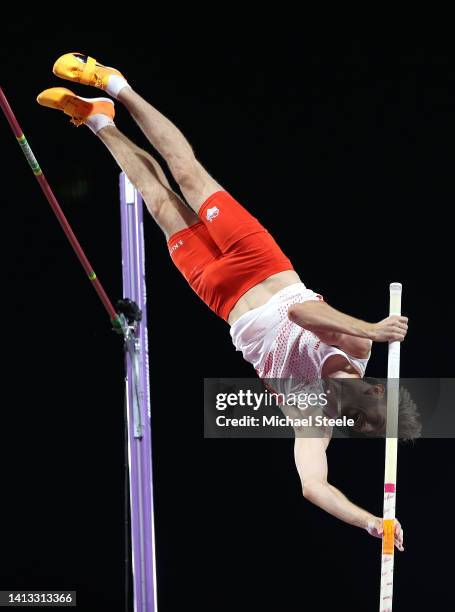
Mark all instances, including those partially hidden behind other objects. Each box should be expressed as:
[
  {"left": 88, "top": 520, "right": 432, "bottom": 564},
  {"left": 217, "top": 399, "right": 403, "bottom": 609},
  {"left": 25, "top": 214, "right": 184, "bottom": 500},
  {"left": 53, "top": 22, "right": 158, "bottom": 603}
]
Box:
[
  {"left": 118, "top": 88, "right": 223, "bottom": 213},
  {"left": 115, "top": 88, "right": 301, "bottom": 324},
  {"left": 97, "top": 125, "right": 199, "bottom": 238}
]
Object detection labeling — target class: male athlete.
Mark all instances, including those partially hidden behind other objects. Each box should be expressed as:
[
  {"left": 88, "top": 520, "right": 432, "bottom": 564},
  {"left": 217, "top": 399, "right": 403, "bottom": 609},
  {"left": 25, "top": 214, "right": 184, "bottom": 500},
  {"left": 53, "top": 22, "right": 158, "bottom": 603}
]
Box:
[{"left": 37, "top": 53, "right": 409, "bottom": 551}]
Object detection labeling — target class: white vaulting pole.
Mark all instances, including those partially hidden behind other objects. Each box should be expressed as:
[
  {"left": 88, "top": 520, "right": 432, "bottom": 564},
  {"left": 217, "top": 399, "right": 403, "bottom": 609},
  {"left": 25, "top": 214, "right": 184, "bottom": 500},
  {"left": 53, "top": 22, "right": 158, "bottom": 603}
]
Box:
[{"left": 379, "top": 282, "right": 402, "bottom": 612}]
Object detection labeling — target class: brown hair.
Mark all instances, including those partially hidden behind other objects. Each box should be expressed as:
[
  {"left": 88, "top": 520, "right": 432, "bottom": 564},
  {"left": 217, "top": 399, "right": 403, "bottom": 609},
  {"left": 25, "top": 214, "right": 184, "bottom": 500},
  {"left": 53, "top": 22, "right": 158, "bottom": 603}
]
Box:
[{"left": 363, "top": 377, "right": 422, "bottom": 441}]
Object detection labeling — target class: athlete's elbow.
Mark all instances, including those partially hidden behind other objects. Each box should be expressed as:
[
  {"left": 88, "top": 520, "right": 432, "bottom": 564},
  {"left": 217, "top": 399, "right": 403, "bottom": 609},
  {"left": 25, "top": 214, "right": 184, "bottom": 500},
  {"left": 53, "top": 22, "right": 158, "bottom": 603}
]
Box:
[
  {"left": 288, "top": 301, "right": 319, "bottom": 327},
  {"left": 301, "top": 482, "right": 313, "bottom": 501},
  {"left": 288, "top": 303, "right": 306, "bottom": 325},
  {"left": 301, "top": 479, "right": 324, "bottom": 502},
  {"left": 356, "top": 338, "right": 373, "bottom": 359}
]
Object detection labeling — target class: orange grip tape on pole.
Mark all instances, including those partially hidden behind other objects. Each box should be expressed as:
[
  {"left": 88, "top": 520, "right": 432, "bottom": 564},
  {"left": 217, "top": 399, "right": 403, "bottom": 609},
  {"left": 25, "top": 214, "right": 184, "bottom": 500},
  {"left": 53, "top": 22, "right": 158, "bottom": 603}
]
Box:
[{"left": 382, "top": 519, "right": 395, "bottom": 555}]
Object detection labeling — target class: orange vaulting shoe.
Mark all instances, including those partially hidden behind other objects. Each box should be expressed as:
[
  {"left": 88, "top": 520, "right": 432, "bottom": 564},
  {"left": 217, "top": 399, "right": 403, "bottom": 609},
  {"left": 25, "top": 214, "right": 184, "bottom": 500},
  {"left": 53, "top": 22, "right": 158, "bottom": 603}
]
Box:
[
  {"left": 52, "top": 53, "right": 128, "bottom": 98},
  {"left": 36, "top": 87, "right": 115, "bottom": 127}
]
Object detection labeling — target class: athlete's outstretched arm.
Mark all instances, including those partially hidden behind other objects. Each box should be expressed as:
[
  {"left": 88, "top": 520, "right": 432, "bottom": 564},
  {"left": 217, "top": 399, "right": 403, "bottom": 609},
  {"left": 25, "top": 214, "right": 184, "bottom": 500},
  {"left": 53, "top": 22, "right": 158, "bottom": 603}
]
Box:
[
  {"left": 294, "top": 437, "right": 404, "bottom": 550},
  {"left": 288, "top": 301, "right": 408, "bottom": 344}
]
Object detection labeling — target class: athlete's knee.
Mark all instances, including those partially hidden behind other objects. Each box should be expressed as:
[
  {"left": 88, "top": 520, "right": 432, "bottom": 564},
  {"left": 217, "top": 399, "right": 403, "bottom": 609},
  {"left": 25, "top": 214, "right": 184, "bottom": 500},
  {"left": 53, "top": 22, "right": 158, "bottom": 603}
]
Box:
[
  {"left": 140, "top": 183, "right": 171, "bottom": 217},
  {"left": 168, "top": 154, "right": 202, "bottom": 189}
]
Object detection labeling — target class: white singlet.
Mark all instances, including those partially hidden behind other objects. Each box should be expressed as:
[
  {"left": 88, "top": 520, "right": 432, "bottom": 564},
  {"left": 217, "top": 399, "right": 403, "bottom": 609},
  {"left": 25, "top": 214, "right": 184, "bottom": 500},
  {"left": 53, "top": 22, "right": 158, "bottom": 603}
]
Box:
[{"left": 230, "top": 283, "right": 370, "bottom": 387}]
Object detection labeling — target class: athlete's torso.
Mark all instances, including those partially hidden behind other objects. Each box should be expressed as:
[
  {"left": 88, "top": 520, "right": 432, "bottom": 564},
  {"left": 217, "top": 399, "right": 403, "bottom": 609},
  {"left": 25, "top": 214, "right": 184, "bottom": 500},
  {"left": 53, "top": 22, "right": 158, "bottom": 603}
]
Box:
[
  {"left": 230, "top": 282, "right": 370, "bottom": 391},
  {"left": 227, "top": 270, "right": 302, "bottom": 325}
]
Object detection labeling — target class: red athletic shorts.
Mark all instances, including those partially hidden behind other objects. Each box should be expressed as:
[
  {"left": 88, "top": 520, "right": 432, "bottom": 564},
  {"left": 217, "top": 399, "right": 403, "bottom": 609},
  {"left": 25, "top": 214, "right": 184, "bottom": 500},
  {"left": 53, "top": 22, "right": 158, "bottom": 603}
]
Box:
[{"left": 167, "top": 191, "right": 294, "bottom": 321}]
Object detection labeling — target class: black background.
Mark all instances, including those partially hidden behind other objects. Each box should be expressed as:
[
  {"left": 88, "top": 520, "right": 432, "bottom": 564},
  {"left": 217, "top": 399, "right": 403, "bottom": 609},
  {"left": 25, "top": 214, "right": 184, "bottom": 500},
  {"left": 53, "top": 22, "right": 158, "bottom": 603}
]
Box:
[{"left": 0, "top": 24, "right": 451, "bottom": 611}]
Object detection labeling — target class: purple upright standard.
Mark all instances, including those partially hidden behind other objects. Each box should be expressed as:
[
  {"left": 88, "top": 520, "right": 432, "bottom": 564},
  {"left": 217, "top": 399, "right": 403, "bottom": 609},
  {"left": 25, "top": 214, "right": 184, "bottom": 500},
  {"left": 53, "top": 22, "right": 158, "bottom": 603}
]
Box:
[{"left": 120, "top": 172, "right": 157, "bottom": 612}]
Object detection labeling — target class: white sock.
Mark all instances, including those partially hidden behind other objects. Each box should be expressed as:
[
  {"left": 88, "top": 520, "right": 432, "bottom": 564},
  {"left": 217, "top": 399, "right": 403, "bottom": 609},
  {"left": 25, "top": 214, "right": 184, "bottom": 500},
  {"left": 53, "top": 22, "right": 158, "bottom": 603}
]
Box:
[
  {"left": 105, "top": 74, "right": 131, "bottom": 99},
  {"left": 85, "top": 113, "right": 115, "bottom": 135}
]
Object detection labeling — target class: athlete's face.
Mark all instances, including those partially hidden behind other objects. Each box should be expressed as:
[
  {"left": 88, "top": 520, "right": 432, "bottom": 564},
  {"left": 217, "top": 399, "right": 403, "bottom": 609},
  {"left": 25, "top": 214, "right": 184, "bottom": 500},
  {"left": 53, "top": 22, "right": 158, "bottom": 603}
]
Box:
[{"left": 339, "top": 381, "right": 387, "bottom": 435}]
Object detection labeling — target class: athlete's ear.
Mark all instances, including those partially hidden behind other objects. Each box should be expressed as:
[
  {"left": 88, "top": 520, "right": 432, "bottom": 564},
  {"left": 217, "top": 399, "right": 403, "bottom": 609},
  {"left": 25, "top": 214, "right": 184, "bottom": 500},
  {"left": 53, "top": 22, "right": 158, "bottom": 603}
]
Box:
[
  {"left": 359, "top": 420, "right": 378, "bottom": 434},
  {"left": 365, "top": 383, "right": 385, "bottom": 398}
]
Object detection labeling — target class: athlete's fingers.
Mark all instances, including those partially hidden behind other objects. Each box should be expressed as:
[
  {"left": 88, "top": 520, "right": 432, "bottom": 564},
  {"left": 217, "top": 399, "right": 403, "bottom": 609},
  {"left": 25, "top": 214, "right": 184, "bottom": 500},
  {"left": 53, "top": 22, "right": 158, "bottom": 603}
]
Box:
[
  {"left": 394, "top": 522, "right": 404, "bottom": 551},
  {"left": 392, "top": 324, "right": 407, "bottom": 337},
  {"left": 393, "top": 320, "right": 407, "bottom": 329},
  {"left": 391, "top": 333, "right": 405, "bottom": 341},
  {"left": 393, "top": 315, "right": 408, "bottom": 322},
  {"left": 389, "top": 317, "right": 408, "bottom": 334},
  {"left": 395, "top": 536, "right": 404, "bottom": 551},
  {"left": 396, "top": 320, "right": 408, "bottom": 329},
  {"left": 390, "top": 315, "right": 407, "bottom": 324}
]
